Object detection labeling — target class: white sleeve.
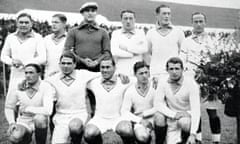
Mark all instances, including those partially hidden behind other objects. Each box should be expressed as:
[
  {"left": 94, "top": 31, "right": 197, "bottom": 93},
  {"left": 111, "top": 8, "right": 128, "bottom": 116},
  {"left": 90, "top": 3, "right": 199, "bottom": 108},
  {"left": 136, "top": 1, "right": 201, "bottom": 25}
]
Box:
[
  {"left": 143, "top": 107, "right": 157, "bottom": 118},
  {"left": 111, "top": 31, "right": 133, "bottom": 58},
  {"left": 189, "top": 80, "right": 201, "bottom": 135},
  {"left": 30, "top": 36, "right": 47, "bottom": 65},
  {"left": 180, "top": 39, "right": 189, "bottom": 66},
  {"left": 82, "top": 70, "right": 101, "bottom": 82},
  {"left": 154, "top": 84, "right": 177, "bottom": 118},
  {"left": 1, "top": 35, "right": 13, "bottom": 65},
  {"left": 25, "top": 82, "right": 56, "bottom": 115},
  {"left": 177, "top": 28, "right": 185, "bottom": 51},
  {"left": 121, "top": 87, "right": 142, "bottom": 123},
  {"left": 143, "top": 30, "right": 153, "bottom": 64},
  {"left": 5, "top": 91, "right": 18, "bottom": 124},
  {"left": 5, "top": 108, "right": 16, "bottom": 124},
  {"left": 126, "top": 30, "right": 148, "bottom": 54}
]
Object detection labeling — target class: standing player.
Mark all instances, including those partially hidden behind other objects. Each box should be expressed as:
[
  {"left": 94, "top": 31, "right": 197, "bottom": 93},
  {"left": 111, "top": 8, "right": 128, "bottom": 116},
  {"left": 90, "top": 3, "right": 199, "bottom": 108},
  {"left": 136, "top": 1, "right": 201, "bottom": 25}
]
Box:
[
  {"left": 181, "top": 12, "right": 221, "bottom": 144},
  {"left": 1, "top": 13, "right": 46, "bottom": 106},
  {"left": 111, "top": 10, "right": 148, "bottom": 76},
  {"left": 64, "top": 2, "right": 111, "bottom": 72},
  {"left": 44, "top": 14, "right": 67, "bottom": 78},
  {"left": 145, "top": 4, "right": 185, "bottom": 77}
]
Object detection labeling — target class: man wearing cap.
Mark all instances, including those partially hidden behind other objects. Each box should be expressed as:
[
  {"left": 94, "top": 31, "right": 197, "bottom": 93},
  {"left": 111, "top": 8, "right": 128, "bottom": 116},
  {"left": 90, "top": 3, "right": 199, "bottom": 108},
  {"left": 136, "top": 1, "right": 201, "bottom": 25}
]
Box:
[{"left": 64, "top": 2, "right": 111, "bottom": 72}]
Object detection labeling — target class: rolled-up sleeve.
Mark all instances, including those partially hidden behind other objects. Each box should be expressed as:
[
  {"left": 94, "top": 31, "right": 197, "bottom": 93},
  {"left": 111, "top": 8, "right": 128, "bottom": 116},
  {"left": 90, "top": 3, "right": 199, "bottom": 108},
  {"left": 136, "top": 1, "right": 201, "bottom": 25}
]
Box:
[{"left": 189, "top": 81, "right": 201, "bottom": 134}]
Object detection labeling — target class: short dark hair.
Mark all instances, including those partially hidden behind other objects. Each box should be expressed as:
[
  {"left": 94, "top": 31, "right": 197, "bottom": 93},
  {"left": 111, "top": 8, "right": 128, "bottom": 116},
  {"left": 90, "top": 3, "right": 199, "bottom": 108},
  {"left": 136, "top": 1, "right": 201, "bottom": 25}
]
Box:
[
  {"left": 133, "top": 61, "right": 149, "bottom": 74},
  {"left": 100, "top": 56, "right": 116, "bottom": 67},
  {"left": 166, "top": 57, "right": 183, "bottom": 70},
  {"left": 120, "top": 10, "right": 136, "bottom": 19},
  {"left": 60, "top": 51, "right": 77, "bottom": 63},
  {"left": 53, "top": 14, "right": 67, "bottom": 23},
  {"left": 17, "top": 13, "right": 33, "bottom": 21},
  {"left": 155, "top": 4, "right": 170, "bottom": 14},
  {"left": 25, "top": 63, "right": 42, "bottom": 73},
  {"left": 191, "top": 12, "right": 207, "bottom": 23}
]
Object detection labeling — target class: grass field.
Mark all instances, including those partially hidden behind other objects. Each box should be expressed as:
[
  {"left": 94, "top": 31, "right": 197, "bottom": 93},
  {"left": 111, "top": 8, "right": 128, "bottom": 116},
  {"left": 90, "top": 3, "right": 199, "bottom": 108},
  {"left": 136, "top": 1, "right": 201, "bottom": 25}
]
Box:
[{"left": 0, "top": 97, "right": 237, "bottom": 144}]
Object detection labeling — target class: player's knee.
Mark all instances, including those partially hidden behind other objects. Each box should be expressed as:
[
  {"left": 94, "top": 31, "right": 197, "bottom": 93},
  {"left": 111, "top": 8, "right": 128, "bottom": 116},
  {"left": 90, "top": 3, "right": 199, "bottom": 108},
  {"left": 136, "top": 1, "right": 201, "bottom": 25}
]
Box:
[
  {"left": 134, "top": 125, "right": 151, "bottom": 143},
  {"left": 84, "top": 124, "right": 101, "bottom": 141},
  {"left": 34, "top": 115, "right": 48, "bottom": 129},
  {"left": 68, "top": 118, "right": 84, "bottom": 134},
  {"left": 9, "top": 125, "right": 32, "bottom": 144},
  {"left": 115, "top": 120, "right": 134, "bottom": 138},
  {"left": 177, "top": 117, "right": 191, "bottom": 132},
  {"left": 154, "top": 112, "right": 166, "bottom": 127}
]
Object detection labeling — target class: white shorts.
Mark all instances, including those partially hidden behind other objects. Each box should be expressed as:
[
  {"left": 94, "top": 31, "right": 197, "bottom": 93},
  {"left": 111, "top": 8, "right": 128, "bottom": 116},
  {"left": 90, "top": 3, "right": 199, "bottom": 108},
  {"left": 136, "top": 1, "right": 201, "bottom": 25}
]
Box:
[
  {"left": 87, "top": 115, "right": 123, "bottom": 133},
  {"left": 17, "top": 115, "right": 35, "bottom": 132},
  {"left": 52, "top": 112, "right": 88, "bottom": 144}
]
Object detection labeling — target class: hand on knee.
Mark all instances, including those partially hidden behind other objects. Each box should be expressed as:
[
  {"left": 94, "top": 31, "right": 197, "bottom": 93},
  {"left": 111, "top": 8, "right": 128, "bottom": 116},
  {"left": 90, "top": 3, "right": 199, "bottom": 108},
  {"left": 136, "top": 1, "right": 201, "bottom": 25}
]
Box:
[
  {"left": 115, "top": 120, "right": 134, "bottom": 138},
  {"left": 134, "top": 124, "right": 151, "bottom": 143},
  {"left": 69, "top": 118, "right": 84, "bottom": 134},
  {"left": 34, "top": 115, "right": 48, "bottom": 129},
  {"left": 154, "top": 112, "right": 166, "bottom": 127},
  {"left": 177, "top": 117, "right": 191, "bottom": 132},
  {"left": 8, "top": 124, "right": 32, "bottom": 144},
  {"left": 84, "top": 124, "right": 101, "bottom": 142}
]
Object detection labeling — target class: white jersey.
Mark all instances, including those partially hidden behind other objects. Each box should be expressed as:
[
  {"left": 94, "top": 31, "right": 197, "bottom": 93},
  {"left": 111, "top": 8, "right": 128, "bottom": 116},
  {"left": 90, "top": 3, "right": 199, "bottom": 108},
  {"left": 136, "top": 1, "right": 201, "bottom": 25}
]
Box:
[
  {"left": 121, "top": 82, "right": 157, "bottom": 123},
  {"left": 1, "top": 31, "right": 46, "bottom": 106},
  {"left": 111, "top": 28, "right": 148, "bottom": 75},
  {"left": 181, "top": 32, "right": 216, "bottom": 72},
  {"left": 146, "top": 26, "right": 185, "bottom": 75},
  {"left": 88, "top": 76, "right": 129, "bottom": 119},
  {"left": 47, "top": 70, "right": 99, "bottom": 114},
  {"left": 155, "top": 76, "right": 200, "bottom": 134},
  {"left": 44, "top": 33, "right": 66, "bottom": 77}
]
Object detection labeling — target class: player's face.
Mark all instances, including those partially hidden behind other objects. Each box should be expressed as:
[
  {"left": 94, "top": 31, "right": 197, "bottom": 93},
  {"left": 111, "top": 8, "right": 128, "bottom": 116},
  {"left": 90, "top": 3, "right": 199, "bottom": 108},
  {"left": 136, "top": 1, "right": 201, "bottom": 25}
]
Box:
[
  {"left": 17, "top": 16, "right": 32, "bottom": 34},
  {"left": 121, "top": 12, "right": 135, "bottom": 31},
  {"left": 25, "top": 66, "right": 40, "bottom": 85},
  {"left": 135, "top": 66, "right": 150, "bottom": 84},
  {"left": 167, "top": 63, "right": 183, "bottom": 82},
  {"left": 100, "top": 60, "right": 115, "bottom": 80},
  {"left": 192, "top": 14, "right": 206, "bottom": 34},
  {"left": 82, "top": 8, "right": 97, "bottom": 22},
  {"left": 51, "top": 17, "right": 65, "bottom": 33},
  {"left": 156, "top": 7, "right": 171, "bottom": 25},
  {"left": 59, "top": 57, "right": 76, "bottom": 75}
]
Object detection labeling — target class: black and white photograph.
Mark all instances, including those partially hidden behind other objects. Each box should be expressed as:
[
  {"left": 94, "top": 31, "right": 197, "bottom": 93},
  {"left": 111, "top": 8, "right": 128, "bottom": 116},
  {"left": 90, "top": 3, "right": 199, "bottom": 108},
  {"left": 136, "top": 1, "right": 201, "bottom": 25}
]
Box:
[{"left": 0, "top": 0, "right": 240, "bottom": 143}]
